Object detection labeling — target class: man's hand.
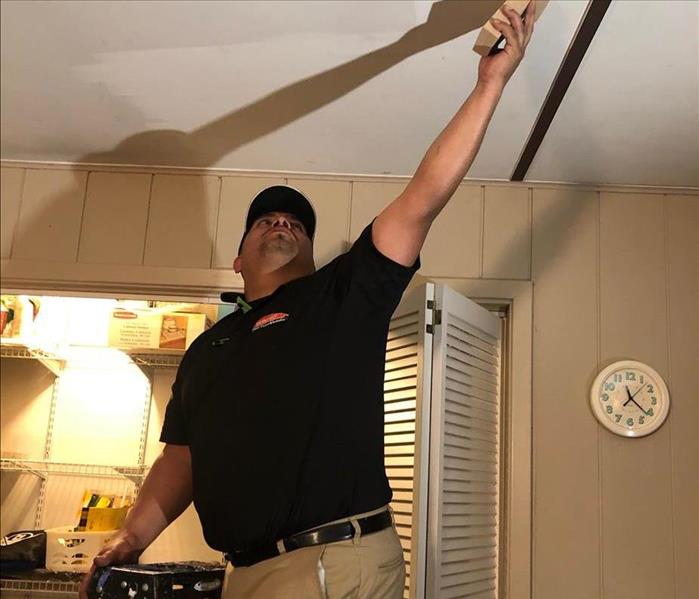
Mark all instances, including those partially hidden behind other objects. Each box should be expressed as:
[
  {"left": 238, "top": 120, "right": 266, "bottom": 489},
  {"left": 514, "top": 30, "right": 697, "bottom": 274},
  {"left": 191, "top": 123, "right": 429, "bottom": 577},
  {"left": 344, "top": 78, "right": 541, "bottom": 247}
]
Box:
[
  {"left": 478, "top": 3, "right": 535, "bottom": 88},
  {"left": 77, "top": 445, "right": 193, "bottom": 599},
  {"left": 373, "top": 2, "right": 536, "bottom": 267},
  {"left": 78, "top": 530, "right": 142, "bottom": 599}
]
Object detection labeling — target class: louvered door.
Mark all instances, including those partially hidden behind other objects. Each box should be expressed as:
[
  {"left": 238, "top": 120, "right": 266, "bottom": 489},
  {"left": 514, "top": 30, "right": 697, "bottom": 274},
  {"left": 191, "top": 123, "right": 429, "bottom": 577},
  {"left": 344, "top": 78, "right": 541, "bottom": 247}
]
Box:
[
  {"left": 426, "top": 285, "right": 502, "bottom": 599},
  {"left": 384, "top": 282, "right": 434, "bottom": 599}
]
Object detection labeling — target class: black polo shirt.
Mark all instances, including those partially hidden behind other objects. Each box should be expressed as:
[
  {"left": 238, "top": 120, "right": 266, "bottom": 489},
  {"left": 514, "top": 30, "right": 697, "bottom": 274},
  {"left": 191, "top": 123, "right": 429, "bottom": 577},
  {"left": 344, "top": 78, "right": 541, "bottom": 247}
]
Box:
[{"left": 159, "top": 221, "right": 419, "bottom": 552}]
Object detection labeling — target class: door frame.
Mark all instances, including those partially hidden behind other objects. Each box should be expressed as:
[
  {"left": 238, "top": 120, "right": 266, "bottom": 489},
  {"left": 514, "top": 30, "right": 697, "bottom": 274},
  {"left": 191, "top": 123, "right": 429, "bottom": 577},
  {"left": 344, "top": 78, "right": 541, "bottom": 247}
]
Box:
[{"left": 415, "top": 276, "right": 533, "bottom": 599}]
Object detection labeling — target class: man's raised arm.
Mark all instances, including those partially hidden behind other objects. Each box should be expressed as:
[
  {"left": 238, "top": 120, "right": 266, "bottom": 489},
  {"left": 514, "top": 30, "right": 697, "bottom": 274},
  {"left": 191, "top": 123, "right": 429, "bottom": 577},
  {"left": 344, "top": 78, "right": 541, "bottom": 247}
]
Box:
[{"left": 373, "top": 3, "right": 536, "bottom": 266}]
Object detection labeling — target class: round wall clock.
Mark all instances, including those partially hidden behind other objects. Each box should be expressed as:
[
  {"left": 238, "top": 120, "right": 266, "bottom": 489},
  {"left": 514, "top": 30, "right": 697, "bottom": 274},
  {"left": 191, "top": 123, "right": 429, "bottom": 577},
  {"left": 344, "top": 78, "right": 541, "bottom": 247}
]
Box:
[{"left": 590, "top": 360, "right": 670, "bottom": 437}]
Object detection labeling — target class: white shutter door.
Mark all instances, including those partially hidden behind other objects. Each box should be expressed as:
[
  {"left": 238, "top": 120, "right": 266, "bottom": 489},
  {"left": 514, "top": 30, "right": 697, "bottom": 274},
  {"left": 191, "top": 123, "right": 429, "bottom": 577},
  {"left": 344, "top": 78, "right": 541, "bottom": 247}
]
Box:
[
  {"left": 385, "top": 282, "right": 434, "bottom": 599},
  {"left": 427, "top": 284, "right": 502, "bottom": 599}
]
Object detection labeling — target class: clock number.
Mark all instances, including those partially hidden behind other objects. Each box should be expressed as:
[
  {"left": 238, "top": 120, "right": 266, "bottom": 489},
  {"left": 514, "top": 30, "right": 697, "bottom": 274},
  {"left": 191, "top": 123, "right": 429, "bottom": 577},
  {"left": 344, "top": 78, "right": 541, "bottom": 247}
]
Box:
[
  {"left": 647, "top": 408, "right": 654, "bottom": 416},
  {"left": 646, "top": 384, "right": 654, "bottom": 393},
  {"left": 626, "top": 418, "right": 634, "bottom": 427},
  {"left": 625, "top": 372, "right": 636, "bottom": 381},
  {"left": 639, "top": 415, "right": 645, "bottom": 425},
  {"left": 604, "top": 382, "right": 615, "bottom": 391},
  {"left": 614, "top": 373, "right": 622, "bottom": 383},
  {"left": 601, "top": 393, "right": 609, "bottom": 402},
  {"left": 640, "top": 375, "right": 645, "bottom": 384},
  {"left": 615, "top": 414, "right": 622, "bottom": 422},
  {"left": 651, "top": 396, "right": 657, "bottom": 405},
  {"left": 606, "top": 405, "right": 613, "bottom": 414}
]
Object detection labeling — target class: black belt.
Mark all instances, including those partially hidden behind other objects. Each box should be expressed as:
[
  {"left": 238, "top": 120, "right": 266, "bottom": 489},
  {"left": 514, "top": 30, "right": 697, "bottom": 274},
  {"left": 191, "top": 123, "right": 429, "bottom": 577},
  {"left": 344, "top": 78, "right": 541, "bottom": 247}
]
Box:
[{"left": 224, "top": 509, "right": 392, "bottom": 568}]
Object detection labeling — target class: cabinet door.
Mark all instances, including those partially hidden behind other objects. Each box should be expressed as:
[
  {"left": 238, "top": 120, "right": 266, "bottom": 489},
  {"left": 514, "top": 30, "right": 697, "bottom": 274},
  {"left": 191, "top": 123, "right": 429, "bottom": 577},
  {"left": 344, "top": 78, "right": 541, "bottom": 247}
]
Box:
[
  {"left": 427, "top": 285, "right": 502, "bottom": 599},
  {"left": 385, "top": 282, "right": 434, "bottom": 599}
]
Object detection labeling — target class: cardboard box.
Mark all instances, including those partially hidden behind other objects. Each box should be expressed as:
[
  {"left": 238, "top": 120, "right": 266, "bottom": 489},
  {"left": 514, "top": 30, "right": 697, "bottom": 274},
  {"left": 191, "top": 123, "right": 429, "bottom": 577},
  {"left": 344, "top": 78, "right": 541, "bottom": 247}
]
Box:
[
  {"left": 473, "top": 0, "right": 549, "bottom": 57},
  {"left": 108, "top": 309, "right": 208, "bottom": 350}
]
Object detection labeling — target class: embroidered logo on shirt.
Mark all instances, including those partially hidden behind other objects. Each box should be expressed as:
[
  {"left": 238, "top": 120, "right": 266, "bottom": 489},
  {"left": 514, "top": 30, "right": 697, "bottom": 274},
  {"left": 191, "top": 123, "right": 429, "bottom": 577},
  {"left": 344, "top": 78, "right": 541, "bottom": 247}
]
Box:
[{"left": 252, "top": 312, "right": 289, "bottom": 332}]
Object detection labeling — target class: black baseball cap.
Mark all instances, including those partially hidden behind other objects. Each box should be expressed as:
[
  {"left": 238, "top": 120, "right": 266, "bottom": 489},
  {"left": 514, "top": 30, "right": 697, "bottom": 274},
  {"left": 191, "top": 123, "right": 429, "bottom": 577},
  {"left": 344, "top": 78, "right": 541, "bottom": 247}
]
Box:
[{"left": 238, "top": 185, "right": 316, "bottom": 254}]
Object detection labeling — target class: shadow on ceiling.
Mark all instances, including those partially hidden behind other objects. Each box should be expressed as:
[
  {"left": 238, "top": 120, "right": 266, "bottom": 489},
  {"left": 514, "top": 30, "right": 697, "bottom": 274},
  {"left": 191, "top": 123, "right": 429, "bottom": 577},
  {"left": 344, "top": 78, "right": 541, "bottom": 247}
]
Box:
[{"left": 77, "top": 0, "right": 503, "bottom": 168}]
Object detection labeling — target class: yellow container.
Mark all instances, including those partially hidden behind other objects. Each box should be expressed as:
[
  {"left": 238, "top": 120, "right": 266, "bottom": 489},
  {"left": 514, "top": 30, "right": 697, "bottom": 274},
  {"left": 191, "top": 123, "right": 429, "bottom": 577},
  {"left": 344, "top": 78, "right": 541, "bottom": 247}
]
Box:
[{"left": 85, "top": 506, "right": 129, "bottom": 531}]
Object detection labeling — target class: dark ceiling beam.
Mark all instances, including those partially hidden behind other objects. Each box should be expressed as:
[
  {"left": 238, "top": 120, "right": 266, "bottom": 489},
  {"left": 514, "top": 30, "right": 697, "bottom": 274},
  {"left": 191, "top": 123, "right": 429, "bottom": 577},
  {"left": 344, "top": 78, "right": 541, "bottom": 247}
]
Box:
[{"left": 511, "top": 0, "right": 612, "bottom": 181}]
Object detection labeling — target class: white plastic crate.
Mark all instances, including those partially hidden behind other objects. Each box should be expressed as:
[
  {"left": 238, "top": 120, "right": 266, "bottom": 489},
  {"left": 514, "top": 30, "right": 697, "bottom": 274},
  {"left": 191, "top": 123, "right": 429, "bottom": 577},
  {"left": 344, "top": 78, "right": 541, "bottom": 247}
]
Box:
[{"left": 45, "top": 527, "right": 115, "bottom": 572}]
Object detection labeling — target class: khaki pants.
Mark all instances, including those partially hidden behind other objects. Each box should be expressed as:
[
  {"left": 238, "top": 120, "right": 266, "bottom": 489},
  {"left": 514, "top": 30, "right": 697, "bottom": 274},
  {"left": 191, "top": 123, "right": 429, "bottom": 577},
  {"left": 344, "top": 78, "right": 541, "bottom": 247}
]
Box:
[{"left": 221, "top": 506, "right": 405, "bottom": 599}]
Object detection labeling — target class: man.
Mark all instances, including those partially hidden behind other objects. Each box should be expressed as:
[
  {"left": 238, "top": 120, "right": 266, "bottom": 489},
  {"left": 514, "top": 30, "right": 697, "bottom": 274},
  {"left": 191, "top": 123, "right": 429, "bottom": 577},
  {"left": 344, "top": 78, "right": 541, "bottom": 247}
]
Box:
[{"left": 80, "top": 5, "right": 534, "bottom": 598}]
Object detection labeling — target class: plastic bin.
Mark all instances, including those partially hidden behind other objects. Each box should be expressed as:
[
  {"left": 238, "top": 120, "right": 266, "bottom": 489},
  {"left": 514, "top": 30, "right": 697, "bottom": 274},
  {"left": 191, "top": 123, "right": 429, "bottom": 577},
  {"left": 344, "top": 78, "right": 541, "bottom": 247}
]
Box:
[{"left": 45, "top": 527, "right": 116, "bottom": 572}]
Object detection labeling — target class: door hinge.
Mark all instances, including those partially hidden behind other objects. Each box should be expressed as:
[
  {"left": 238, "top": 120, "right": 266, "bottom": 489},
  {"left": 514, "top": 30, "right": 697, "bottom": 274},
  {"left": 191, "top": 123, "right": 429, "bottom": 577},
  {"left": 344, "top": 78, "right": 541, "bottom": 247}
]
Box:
[{"left": 426, "top": 308, "right": 442, "bottom": 335}]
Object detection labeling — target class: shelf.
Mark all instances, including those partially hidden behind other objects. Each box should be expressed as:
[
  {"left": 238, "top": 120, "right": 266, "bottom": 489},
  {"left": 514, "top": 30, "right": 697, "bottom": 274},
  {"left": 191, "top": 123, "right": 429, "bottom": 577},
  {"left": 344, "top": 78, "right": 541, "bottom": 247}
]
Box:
[
  {"left": 126, "top": 348, "right": 184, "bottom": 369},
  {"left": 0, "top": 459, "right": 148, "bottom": 484},
  {"left": 0, "top": 339, "right": 64, "bottom": 376},
  {"left": 0, "top": 339, "right": 184, "bottom": 372},
  {"left": 1, "top": 570, "right": 82, "bottom": 596},
  {"left": 0, "top": 578, "right": 80, "bottom": 595}
]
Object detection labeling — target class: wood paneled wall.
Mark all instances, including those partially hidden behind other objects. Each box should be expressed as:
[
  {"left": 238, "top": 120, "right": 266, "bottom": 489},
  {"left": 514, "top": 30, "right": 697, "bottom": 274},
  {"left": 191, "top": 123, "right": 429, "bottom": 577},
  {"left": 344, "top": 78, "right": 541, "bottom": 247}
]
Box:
[
  {"left": 0, "top": 166, "right": 531, "bottom": 281},
  {"left": 1, "top": 163, "right": 697, "bottom": 599},
  {"left": 532, "top": 189, "right": 698, "bottom": 599}
]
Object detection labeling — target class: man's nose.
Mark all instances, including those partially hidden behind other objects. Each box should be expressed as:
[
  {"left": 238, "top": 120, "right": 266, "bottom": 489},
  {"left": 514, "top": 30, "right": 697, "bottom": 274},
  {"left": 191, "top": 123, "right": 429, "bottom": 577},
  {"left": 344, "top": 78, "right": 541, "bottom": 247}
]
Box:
[{"left": 272, "top": 216, "right": 291, "bottom": 229}]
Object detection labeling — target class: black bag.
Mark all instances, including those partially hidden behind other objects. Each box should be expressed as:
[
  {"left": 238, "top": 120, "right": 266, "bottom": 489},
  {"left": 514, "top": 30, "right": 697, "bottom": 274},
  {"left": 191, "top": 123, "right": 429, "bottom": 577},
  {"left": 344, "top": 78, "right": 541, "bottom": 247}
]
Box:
[{"left": 0, "top": 530, "right": 47, "bottom": 572}]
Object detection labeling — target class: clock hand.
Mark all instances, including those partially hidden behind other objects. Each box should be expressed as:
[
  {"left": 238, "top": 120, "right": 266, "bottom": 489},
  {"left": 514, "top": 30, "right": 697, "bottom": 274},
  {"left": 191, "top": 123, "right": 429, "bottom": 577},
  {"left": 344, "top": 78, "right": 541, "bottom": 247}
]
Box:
[
  {"left": 629, "top": 397, "right": 647, "bottom": 414},
  {"left": 631, "top": 382, "right": 646, "bottom": 399},
  {"left": 624, "top": 386, "right": 647, "bottom": 414}
]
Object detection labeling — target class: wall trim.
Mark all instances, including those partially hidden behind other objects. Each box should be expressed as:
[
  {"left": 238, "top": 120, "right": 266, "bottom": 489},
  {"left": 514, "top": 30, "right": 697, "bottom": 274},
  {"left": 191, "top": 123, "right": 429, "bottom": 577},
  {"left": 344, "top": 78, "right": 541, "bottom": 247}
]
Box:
[
  {"left": 0, "top": 258, "right": 243, "bottom": 302},
  {"left": 2, "top": 159, "right": 697, "bottom": 196}
]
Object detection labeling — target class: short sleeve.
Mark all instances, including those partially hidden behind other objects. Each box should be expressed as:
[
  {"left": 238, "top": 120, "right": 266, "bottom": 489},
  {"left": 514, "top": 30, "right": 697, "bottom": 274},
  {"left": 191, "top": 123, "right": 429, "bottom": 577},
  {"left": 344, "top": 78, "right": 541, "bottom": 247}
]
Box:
[
  {"left": 159, "top": 376, "right": 189, "bottom": 445},
  {"left": 335, "top": 219, "right": 420, "bottom": 313}
]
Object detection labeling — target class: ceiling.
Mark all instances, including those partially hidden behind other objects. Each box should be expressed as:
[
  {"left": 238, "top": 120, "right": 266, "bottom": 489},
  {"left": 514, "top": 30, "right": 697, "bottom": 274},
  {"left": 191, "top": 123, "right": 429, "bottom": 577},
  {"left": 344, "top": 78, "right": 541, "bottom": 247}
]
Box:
[{"left": 1, "top": 0, "right": 697, "bottom": 187}]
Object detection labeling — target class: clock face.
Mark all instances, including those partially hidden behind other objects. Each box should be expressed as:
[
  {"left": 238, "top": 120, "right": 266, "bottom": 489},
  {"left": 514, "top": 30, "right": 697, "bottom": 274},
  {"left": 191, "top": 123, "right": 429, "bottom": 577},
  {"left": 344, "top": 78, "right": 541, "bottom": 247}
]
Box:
[{"left": 590, "top": 360, "right": 670, "bottom": 437}]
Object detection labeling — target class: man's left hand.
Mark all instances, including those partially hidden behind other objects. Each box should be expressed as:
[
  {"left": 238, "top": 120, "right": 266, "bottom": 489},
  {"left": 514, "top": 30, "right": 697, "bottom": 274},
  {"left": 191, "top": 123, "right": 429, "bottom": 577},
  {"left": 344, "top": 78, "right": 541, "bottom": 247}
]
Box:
[{"left": 478, "top": 2, "right": 536, "bottom": 88}]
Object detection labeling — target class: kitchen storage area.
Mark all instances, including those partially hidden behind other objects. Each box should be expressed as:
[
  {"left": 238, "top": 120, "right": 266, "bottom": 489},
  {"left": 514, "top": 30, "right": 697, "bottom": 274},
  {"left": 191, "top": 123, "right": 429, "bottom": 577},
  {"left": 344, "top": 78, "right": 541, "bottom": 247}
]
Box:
[{"left": 0, "top": 293, "right": 226, "bottom": 597}]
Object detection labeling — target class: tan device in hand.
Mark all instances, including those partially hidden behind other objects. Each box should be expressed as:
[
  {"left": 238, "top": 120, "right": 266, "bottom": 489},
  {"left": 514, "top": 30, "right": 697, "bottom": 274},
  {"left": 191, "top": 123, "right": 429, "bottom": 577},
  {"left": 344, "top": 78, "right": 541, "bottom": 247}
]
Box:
[{"left": 473, "top": 0, "right": 550, "bottom": 56}]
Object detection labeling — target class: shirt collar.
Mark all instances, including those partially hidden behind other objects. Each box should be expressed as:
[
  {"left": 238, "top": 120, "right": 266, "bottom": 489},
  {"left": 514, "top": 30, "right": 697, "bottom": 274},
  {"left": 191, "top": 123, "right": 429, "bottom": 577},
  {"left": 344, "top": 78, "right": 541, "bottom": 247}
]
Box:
[{"left": 219, "top": 285, "right": 287, "bottom": 312}]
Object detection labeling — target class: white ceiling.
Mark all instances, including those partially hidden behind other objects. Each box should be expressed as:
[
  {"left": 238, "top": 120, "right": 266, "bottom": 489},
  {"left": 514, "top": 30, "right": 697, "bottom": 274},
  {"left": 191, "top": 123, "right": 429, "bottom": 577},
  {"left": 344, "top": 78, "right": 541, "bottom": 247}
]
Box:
[
  {"left": 1, "top": 0, "right": 697, "bottom": 187},
  {"left": 528, "top": 0, "right": 699, "bottom": 187}
]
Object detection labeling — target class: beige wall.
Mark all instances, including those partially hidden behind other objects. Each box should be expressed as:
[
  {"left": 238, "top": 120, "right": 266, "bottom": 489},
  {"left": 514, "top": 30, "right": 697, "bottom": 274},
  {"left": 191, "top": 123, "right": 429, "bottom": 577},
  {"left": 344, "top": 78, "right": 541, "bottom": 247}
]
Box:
[{"left": 1, "top": 163, "right": 697, "bottom": 599}]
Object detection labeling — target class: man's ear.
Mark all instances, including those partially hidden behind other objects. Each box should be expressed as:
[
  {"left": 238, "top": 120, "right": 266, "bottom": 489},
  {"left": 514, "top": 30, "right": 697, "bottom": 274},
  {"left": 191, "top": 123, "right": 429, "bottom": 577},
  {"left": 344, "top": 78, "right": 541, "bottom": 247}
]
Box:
[{"left": 233, "top": 256, "right": 242, "bottom": 273}]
